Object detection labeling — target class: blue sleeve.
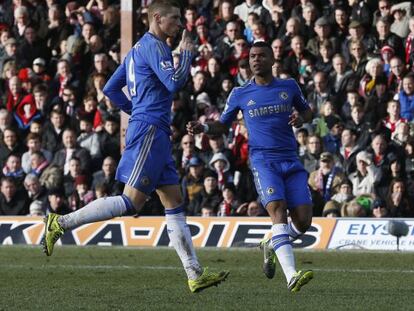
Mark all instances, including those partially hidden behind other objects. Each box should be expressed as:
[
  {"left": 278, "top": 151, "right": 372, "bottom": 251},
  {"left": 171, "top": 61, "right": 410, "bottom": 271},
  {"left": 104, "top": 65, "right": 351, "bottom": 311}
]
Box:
[
  {"left": 145, "top": 40, "right": 193, "bottom": 93},
  {"left": 220, "top": 88, "right": 240, "bottom": 125},
  {"left": 102, "top": 63, "right": 132, "bottom": 114},
  {"left": 291, "top": 79, "right": 310, "bottom": 112}
]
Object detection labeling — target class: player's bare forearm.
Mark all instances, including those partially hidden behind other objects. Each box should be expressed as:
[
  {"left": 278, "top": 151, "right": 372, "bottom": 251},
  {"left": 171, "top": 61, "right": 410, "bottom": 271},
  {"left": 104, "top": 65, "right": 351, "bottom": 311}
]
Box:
[{"left": 186, "top": 121, "right": 228, "bottom": 136}]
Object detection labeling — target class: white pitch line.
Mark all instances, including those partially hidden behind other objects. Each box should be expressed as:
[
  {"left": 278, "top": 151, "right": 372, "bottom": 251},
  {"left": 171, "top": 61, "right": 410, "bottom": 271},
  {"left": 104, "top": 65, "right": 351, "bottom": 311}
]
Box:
[{"left": 1, "top": 264, "right": 414, "bottom": 274}]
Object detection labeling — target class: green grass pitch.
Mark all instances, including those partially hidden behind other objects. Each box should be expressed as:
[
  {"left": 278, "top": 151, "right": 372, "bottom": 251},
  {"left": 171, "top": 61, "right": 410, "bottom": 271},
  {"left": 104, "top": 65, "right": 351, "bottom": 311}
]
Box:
[{"left": 0, "top": 246, "right": 413, "bottom": 310}]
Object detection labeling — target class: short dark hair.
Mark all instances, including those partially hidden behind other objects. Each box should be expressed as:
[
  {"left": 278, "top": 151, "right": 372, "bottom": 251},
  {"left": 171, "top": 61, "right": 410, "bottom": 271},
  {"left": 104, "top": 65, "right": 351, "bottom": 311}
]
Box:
[{"left": 251, "top": 41, "right": 273, "bottom": 56}]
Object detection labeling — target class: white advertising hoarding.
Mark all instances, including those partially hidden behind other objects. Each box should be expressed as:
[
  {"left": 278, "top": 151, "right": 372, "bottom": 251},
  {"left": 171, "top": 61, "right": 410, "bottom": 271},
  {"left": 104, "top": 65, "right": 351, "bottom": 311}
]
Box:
[{"left": 328, "top": 219, "right": 414, "bottom": 251}]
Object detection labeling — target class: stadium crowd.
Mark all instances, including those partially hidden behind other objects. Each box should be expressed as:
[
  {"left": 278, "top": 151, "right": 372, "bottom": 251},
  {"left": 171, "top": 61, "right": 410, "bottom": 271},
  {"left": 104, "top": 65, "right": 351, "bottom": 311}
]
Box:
[{"left": 0, "top": 0, "right": 413, "bottom": 218}]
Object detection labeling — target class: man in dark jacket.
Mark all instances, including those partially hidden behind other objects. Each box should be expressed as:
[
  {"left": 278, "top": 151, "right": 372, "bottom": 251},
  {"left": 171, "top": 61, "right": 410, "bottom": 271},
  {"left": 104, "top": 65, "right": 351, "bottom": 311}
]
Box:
[{"left": 0, "top": 176, "right": 30, "bottom": 215}]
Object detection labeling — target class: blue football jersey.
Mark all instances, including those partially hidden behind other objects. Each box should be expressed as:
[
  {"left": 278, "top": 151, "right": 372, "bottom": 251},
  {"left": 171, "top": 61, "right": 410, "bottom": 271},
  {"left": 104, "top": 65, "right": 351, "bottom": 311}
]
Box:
[
  {"left": 103, "top": 32, "right": 193, "bottom": 134},
  {"left": 220, "top": 78, "right": 310, "bottom": 160}
]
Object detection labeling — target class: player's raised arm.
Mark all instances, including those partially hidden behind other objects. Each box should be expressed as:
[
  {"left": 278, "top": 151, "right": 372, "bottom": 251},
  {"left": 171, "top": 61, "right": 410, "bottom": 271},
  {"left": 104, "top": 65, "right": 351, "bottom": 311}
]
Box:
[
  {"left": 146, "top": 30, "right": 195, "bottom": 93},
  {"left": 186, "top": 120, "right": 229, "bottom": 136},
  {"left": 103, "top": 63, "right": 132, "bottom": 114}
]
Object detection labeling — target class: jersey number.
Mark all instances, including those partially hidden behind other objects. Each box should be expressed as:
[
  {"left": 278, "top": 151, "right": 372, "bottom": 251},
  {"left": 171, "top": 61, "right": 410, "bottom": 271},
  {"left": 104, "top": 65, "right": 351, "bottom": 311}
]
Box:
[{"left": 128, "top": 58, "right": 137, "bottom": 97}]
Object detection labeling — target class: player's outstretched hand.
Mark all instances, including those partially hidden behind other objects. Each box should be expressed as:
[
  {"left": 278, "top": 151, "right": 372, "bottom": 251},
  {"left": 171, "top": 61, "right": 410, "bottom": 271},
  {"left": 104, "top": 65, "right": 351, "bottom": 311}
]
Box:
[
  {"left": 179, "top": 29, "right": 195, "bottom": 53},
  {"left": 186, "top": 121, "right": 204, "bottom": 135},
  {"left": 288, "top": 111, "right": 304, "bottom": 128}
]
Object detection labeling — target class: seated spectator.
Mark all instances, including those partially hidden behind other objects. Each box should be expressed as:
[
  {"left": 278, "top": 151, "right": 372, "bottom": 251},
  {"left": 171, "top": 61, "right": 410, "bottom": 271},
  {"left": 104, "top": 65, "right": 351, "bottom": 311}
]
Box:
[
  {"left": 0, "top": 176, "right": 30, "bottom": 215},
  {"left": 390, "top": 2, "right": 412, "bottom": 39},
  {"left": 24, "top": 173, "right": 48, "bottom": 209},
  {"left": 329, "top": 54, "right": 353, "bottom": 100},
  {"left": 308, "top": 152, "right": 345, "bottom": 216},
  {"left": 246, "top": 200, "right": 266, "bottom": 217},
  {"left": 392, "top": 122, "right": 411, "bottom": 146},
  {"left": 181, "top": 156, "right": 205, "bottom": 205},
  {"left": 385, "top": 178, "right": 414, "bottom": 217},
  {"left": 300, "top": 134, "right": 323, "bottom": 173},
  {"left": 322, "top": 115, "right": 343, "bottom": 155},
  {"left": 307, "top": 72, "right": 334, "bottom": 115},
  {"left": 200, "top": 133, "right": 235, "bottom": 172},
  {"left": 397, "top": 73, "right": 414, "bottom": 121},
  {"left": 217, "top": 183, "right": 242, "bottom": 216},
  {"left": 348, "top": 39, "right": 368, "bottom": 80},
  {"left": 51, "top": 128, "right": 91, "bottom": 175},
  {"left": 331, "top": 179, "right": 355, "bottom": 206},
  {"left": 201, "top": 203, "right": 216, "bottom": 217},
  {"left": 49, "top": 59, "right": 80, "bottom": 101},
  {"left": 3, "top": 153, "right": 25, "bottom": 186},
  {"left": 188, "top": 170, "right": 222, "bottom": 216},
  {"left": 91, "top": 156, "right": 123, "bottom": 196},
  {"left": 340, "top": 199, "right": 367, "bottom": 217},
  {"left": 29, "top": 200, "right": 45, "bottom": 216},
  {"left": 0, "top": 109, "right": 13, "bottom": 138},
  {"left": 98, "top": 115, "right": 120, "bottom": 162},
  {"left": 32, "top": 58, "right": 51, "bottom": 85},
  {"left": 209, "top": 152, "right": 233, "bottom": 190},
  {"left": 371, "top": 198, "right": 389, "bottom": 218},
  {"left": 62, "top": 156, "right": 82, "bottom": 197},
  {"left": 42, "top": 109, "right": 67, "bottom": 153},
  {"left": 315, "top": 39, "right": 333, "bottom": 74},
  {"left": 339, "top": 128, "right": 361, "bottom": 175},
  {"left": 46, "top": 187, "right": 71, "bottom": 215},
  {"left": 77, "top": 116, "right": 102, "bottom": 170},
  {"left": 4, "top": 75, "right": 35, "bottom": 113},
  {"left": 29, "top": 151, "right": 49, "bottom": 177},
  {"left": 21, "top": 133, "right": 52, "bottom": 173},
  {"left": 322, "top": 200, "right": 341, "bottom": 218},
  {"left": 345, "top": 104, "right": 372, "bottom": 148},
  {"left": 68, "top": 175, "right": 94, "bottom": 211},
  {"left": 340, "top": 89, "right": 361, "bottom": 121},
  {"left": 295, "top": 128, "right": 308, "bottom": 157},
  {"left": 348, "top": 151, "right": 382, "bottom": 197},
  {"left": 388, "top": 56, "right": 406, "bottom": 93},
  {"left": 174, "top": 134, "right": 200, "bottom": 178},
  {"left": 313, "top": 101, "right": 339, "bottom": 137},
  {"left": 380, "top": 100, "right": 407, "bottom": 138},
  {"left": 77, "top": 94, "right": 103, "bottom": 131},
  {"left": 94, "top": 183, "right": 109, "bottom": 199},
  {"left": 359, "top": 58, "right": 384, "bottom": 99},
  {"left": 0, "top": 127, "right": 26, "bottom": 168},
  {"left": 364, "top": 75, "right": 391, "bottom": 125}
]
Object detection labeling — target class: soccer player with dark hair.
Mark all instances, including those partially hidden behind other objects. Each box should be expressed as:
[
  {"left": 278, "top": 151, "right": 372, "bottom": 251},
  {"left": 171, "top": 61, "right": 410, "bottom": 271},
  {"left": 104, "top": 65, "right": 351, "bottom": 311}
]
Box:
[
  {"left": 187, "top": 41, "right": 314, "bottom": 293},
  {"left": 42, "top": 0, "right": 229, "bottom": 293}
]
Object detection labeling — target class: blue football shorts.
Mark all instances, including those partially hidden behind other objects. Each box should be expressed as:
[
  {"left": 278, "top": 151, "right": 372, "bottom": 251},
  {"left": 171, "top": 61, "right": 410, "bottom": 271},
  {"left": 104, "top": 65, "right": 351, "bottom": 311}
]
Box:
[
  {"left": 250, "top": 156, "right": 312, "bottom": 210},
  {"left": 116, "top": 121, "right": 179, "bottom": 195}
]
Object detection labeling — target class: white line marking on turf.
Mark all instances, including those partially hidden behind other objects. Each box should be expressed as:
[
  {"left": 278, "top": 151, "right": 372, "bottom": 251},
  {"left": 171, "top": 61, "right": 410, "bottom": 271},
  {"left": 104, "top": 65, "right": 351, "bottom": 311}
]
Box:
[{"left": 1, "top": 264, "right": 414, "bottom": 274}]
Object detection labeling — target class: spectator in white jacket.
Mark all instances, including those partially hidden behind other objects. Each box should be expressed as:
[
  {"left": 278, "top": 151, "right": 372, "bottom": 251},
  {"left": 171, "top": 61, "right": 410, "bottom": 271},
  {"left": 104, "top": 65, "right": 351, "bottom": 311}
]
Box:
[{"left": 348, "top": 150, "right": 382, "bottom": 196}]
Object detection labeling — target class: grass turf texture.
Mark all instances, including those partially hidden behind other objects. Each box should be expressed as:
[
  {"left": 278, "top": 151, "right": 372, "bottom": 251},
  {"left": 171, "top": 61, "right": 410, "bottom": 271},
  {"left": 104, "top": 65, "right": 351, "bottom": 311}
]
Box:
[{"left": 0, "top": 246, "right": 413, "bottom": 310}]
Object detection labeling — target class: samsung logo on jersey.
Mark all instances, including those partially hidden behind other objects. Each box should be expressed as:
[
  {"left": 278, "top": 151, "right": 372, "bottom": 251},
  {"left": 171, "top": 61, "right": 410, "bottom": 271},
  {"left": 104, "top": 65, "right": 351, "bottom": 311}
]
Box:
[{"left": 248, "top": 104, "right": 291, "bottom": 118}]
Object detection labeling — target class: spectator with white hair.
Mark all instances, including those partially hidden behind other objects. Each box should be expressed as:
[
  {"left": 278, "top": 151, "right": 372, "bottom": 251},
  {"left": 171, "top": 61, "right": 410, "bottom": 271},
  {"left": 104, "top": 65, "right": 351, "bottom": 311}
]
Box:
[
  {"left": 359, "top": 57, "right": 384, "bottom": 99},
  {"left": 24, "top": 173, "right": 48, "bottom": 208},
  {"left": 348, "top": 150, "right": 382, "bottom": 197},
  {"left": 12, "top": 6, "right": 30, "bottom": 40}
]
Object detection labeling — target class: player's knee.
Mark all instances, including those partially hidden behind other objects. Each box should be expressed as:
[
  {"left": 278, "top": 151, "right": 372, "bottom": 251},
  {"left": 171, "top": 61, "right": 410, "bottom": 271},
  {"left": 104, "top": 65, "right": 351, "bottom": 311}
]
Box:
[
  {"left": 295, "top": 214, "right": 312, "bottom": 233},
  {"left": 295, "top": 219, "right": 311, "bottom": 233}
]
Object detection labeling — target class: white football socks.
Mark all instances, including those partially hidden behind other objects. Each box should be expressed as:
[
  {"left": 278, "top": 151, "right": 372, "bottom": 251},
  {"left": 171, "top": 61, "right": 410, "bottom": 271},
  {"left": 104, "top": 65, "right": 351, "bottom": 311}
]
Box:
[
  {"left": 58, "top": 195, "right": 135, "bottom": 230},
  {"left": 165, "top": 204, "right": 202, "bottom": 280},
  {"left": 271, "top": 223, "right": 297, "bottom": 283}
]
